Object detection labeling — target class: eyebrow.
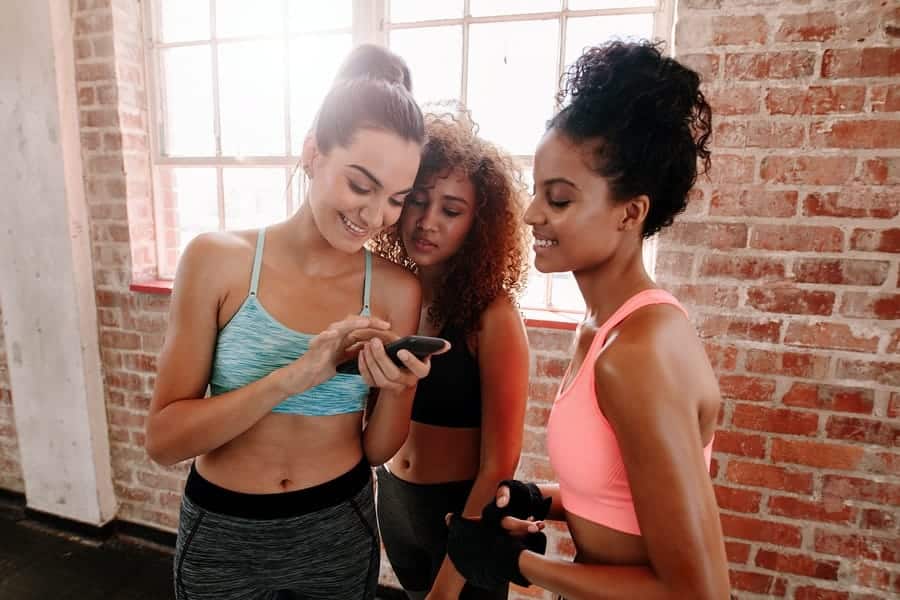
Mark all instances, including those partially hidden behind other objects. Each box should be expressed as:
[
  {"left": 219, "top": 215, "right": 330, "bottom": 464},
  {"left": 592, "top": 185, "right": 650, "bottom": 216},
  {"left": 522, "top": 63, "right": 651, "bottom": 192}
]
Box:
[
  {"left": 442, "top": 194, "right": 469, "bottom": 205},
  {"left": 542, "top": 177, "right": 580, "bottom": 190},
  {"left": 348, "top": 164, "right": 414, "bottom": 197}
]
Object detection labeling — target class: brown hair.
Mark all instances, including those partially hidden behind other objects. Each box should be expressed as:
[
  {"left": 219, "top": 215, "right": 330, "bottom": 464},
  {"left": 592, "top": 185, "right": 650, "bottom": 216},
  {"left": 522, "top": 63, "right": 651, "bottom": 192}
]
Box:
[{"left": 371, "top": 111, "right": 530, "bottom": 336}]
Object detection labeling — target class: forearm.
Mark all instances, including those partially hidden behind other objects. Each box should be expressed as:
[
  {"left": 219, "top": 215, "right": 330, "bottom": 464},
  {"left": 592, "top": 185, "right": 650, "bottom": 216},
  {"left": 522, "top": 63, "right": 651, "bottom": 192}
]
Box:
[
  {"left": 519, "top": 552, "right": 672, "bottom": 600},
  {"left": 362, "top": 386, "right": 415, "bottom": 465},
  {"left": 146, "top": 367, "right": 304, "bottom": 466}
]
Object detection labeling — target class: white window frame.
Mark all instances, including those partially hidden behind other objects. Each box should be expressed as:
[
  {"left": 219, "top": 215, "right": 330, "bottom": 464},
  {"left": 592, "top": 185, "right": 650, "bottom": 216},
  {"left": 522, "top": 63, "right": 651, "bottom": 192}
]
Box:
[{"left": 143, "top": 0, "right": 674, "bottom": 309}]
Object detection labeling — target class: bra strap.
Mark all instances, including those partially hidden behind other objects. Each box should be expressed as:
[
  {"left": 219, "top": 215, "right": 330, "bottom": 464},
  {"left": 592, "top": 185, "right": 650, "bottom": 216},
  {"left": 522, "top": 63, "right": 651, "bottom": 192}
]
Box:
[
  {"left": 249, "top": 228, "right": 266, "bottom": 297},
  {"left": 361, "top": 249, "right": 372, "bottom": 316}
]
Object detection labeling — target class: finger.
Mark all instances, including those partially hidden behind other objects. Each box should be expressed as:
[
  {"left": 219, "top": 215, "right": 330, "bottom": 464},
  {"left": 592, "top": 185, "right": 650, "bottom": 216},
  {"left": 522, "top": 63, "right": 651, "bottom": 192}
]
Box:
[
  {"left": 395, "top": 349, "right": 430, "bottom": 380},
  {"left": 363, "top": 342, "right": 392, "bottom": 388},
  {"left": 496, "top": 485, "right": 510, "bottom": 508},
  {"left": 358, "top": 345, "right": 376, "bottom": 387},
  {"left": 501, "top": 516, "right": 542, "bottom": 536},
  {"left": 368, "top": 338, "right": 404, "bottom": 382}
]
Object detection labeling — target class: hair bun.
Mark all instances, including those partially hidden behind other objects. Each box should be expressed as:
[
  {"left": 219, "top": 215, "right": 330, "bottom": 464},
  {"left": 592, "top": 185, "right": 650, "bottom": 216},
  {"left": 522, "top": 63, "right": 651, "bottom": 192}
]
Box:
[{"left": 334, "top": 43, "right": 413, "bottom": 92}]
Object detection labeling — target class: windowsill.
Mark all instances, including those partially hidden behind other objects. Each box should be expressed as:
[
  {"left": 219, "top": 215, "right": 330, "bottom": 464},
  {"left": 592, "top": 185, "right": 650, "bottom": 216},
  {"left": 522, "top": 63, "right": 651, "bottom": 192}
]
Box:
[{"left": 129, "top": 280, "right": 580, "bottom": 331}]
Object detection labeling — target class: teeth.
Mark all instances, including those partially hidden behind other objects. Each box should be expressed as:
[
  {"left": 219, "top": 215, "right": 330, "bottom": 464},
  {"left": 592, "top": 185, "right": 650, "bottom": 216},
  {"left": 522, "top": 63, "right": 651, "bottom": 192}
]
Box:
[
  {"left": 535, "top": 238, "right": 558, "bottom": 248},
  {"left": 341, "top": 214, "right": 365, "bottom": 234}
]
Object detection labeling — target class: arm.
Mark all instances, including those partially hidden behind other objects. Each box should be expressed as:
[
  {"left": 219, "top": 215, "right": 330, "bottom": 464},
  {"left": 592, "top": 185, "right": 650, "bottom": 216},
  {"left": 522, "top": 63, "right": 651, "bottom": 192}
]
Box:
[
  {"left": 431, "top": 298, "right": 530, "bottom": 598},
  {"left": 361, "top": 272, "right": 423, "bottom": 465},
  {"left": 517, "top": 313, "right": 730, "bottom": 600}
]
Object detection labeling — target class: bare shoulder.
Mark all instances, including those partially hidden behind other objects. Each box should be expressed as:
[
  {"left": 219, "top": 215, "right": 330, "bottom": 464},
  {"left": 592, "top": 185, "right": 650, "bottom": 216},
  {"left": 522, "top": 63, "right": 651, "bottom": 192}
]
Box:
[
  {"left": 369, "top": 255, "right": 421, "bottom": 332},
  {"left": 173, "top": 230, "right": 258, "bottom": 298},
  {"left": 478, "top": 294, "right": 526, "bottom": 337}
]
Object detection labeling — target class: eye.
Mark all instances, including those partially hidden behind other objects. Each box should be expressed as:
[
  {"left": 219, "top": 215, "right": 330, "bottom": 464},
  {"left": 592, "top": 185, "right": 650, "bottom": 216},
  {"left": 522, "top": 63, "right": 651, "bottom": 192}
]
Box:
[
  {"left": 443, "top": 209, "right": 462, "bottom": 217},
  {"left": 388, "top": 196, "right": 405, "bottom": 207},
  {"left": 405, "top": 191, "right": 426, "bottom": 206},
  {"left": 548, "top": 197, "right": 571, "bottom": 209},
  {"left": 348, "top": 180, "right": 372, "bottom": 195}
]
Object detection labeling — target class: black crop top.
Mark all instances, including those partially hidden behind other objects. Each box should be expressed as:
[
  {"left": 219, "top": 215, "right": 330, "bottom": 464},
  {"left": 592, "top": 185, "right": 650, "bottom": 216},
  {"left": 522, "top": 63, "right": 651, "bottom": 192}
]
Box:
[{"left": 410, "top": 323, "right": 482, "bottom": 428}]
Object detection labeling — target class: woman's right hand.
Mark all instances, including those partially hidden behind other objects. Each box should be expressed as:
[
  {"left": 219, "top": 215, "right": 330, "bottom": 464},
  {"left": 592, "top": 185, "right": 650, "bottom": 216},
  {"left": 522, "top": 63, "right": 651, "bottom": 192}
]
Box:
[{"left": 276, "top": 315, "right": 392, "bottom": 394}]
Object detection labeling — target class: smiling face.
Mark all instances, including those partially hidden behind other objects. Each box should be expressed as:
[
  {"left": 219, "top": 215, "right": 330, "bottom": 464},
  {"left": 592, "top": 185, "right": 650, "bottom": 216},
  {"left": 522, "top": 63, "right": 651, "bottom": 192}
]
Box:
[
  {"left": 303, "top": 128, "right": 422, "bottom": 252},
  {"left": 399, "top": 170, "right": 477, "bottom": 268},
  {"left": 525, "top": 128, "right": 646, "bottom": 274}
]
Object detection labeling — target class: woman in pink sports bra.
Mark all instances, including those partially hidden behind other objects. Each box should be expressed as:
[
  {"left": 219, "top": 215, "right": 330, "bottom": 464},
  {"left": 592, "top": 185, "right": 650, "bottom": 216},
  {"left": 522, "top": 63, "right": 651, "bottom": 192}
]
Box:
[{"left": 445, "top": 41, "right": 730, "bottom": 599}]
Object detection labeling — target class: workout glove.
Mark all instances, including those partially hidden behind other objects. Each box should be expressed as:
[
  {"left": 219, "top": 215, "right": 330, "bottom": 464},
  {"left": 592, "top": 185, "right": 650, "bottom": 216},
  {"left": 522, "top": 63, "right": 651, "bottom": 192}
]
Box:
[{"left": 481, "top": 479, "right": 552, "bottom": 527}]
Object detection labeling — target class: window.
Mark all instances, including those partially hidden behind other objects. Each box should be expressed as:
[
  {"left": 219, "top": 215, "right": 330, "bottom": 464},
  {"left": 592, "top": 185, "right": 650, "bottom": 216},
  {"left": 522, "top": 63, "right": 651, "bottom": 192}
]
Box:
[{"left": 144, "top": 0, "right": 672, "bottom": 313}]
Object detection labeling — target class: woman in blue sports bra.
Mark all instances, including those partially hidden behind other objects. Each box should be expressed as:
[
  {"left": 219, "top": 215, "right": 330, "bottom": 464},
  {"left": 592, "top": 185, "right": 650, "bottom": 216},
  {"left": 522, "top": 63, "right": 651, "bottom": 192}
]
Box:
[
  {"left": 371, "top": 112, "right": 531, "bottom": 600},
  {"left": 146, "top": 46, "right": 440, "bottom": 600}
]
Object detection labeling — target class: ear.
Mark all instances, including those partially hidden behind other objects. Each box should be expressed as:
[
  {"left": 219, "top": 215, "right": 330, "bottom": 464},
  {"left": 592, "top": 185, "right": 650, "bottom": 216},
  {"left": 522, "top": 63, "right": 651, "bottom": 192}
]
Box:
[
  {"left": 301, "top": 134, "right": 320, "bottom": 178},
  {"left": 620, "top": 194, "right": 650, "bottom": 233}
]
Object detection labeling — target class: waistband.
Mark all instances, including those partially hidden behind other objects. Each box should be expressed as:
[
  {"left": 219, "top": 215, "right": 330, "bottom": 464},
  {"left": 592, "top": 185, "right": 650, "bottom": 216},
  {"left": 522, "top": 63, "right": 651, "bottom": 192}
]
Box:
[
  {"left": 186, "top": 458, "right": 372, "bottom": 520},
  {"left": 375, "top": 465, "right": 474, "bottom": 496}
]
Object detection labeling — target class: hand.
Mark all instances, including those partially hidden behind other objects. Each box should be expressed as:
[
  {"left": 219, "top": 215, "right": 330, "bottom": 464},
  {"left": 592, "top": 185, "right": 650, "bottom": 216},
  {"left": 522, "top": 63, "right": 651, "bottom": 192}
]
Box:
[
  {"left": 278, "top": 315, "right": 391, "bottom": 394},
  {"left": 443, "top": 512, "right": 544, "bottom": 538},
  {"left": 357, "top": 336, "right": 450, "bottom": 392},
  {"left": 482, "top": 480, "right": 552, "bottom": 529}
]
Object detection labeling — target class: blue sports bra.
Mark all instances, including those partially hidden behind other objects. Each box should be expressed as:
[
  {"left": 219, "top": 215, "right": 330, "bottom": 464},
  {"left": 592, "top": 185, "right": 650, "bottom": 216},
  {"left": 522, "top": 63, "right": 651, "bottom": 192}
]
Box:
[{"left": 208, "top": 229, "right": 371, "bottom": 416}]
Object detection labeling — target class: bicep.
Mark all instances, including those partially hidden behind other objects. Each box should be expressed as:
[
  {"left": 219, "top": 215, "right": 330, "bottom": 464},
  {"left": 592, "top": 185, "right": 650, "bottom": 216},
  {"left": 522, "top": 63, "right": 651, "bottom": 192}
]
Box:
[{"left": 149, "top": 240, "right": 222, "bottom": 416}]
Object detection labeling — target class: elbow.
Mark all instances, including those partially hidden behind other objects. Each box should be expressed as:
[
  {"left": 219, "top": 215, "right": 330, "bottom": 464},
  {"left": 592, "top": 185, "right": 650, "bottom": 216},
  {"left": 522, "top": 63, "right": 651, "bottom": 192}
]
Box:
[
  {"left": 672, "top": 571, "right": 731, "bottom": 600},
  {"left": 145, "top": 417, "right": 180, "bottom": 467}
]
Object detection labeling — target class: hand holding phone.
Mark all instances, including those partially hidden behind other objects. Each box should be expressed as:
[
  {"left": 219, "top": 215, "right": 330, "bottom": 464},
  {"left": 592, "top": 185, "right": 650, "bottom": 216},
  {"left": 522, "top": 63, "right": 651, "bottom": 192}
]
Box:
[{"left": 336, "top": 335, "right": 449, "bottom": 375}]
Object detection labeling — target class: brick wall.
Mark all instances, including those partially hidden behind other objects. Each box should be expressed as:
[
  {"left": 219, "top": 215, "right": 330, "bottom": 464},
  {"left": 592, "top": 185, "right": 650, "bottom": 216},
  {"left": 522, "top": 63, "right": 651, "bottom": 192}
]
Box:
[
  {"left": 658, "top": 1, "right": 899, "bottom": 598},
  {"left": 0, "top": 305, "right": 24, "bottom": 493}
]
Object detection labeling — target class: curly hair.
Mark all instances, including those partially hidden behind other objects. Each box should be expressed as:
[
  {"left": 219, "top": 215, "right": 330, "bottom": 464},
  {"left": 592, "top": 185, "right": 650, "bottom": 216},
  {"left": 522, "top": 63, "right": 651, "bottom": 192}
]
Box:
[
  {"left": 370, "top": 112, "right": 530, "bottom": 336},
  {"left": 549, "top": 40, "right": 712, "bottom": 237}
]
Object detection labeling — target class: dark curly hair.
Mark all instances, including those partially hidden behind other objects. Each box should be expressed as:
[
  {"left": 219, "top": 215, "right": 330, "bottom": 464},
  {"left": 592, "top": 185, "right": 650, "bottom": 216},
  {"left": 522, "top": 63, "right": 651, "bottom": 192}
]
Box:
[
  {"left": 549, "top": 40, "right": 712, "bottom": 237},
  {"left": 371, "top": 112, "right": 530, "bottom": 336}
]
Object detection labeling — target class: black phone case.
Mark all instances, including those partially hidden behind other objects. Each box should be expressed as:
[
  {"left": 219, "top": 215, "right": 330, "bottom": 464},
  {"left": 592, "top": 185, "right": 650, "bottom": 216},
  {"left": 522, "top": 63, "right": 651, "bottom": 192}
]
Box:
[{"left": 335, "top": 335, "right": 446, "bottom": 375}]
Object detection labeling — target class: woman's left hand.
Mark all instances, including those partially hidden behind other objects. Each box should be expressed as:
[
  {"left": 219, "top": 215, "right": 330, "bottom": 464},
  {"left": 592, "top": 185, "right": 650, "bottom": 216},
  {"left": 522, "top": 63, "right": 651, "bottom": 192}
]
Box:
[{"left": 358, "top": 336, "right": 448, "bottom": 392}]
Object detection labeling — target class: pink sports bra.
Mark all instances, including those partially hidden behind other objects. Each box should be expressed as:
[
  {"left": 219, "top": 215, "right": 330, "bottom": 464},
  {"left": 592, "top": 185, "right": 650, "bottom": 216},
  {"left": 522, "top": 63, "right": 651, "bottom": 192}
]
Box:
[{"left": 546, "top": 289, "right": 714, "bottom": 536}]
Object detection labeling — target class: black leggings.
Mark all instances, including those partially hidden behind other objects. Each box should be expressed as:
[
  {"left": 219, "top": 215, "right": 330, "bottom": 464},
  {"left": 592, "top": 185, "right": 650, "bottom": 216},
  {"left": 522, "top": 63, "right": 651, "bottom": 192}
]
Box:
[
  {"left": 376, "top": 465, "right": 508, "bottom": 600},
  {"left": 174, "top": 460, "right": 379, "bottom": 599}
]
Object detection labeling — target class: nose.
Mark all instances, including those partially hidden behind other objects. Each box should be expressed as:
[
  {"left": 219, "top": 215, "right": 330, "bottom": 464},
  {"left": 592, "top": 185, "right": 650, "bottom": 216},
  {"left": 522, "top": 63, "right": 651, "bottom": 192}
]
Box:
[
  {"left": 359, "top": 198, "right": 385, "bottom": 230},
  {"left": 416, "top": 202, "right": 440, "bottom": 231},
  {"left": 523, "top": 196, "right": 544, "bottom": 226}
]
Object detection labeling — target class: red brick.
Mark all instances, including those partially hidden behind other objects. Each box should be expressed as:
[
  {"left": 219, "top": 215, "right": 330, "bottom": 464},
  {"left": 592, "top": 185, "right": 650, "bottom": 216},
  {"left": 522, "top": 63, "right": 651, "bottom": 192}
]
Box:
[
  {"left": 712, "top": 15, "right": 768, "bottom": 45},
  {"left": 709, "top": 154, "right": 755, "bottom": 184},
  {"left": 669, "top": 284, "right": 739, "bottom": 309},
  {"left": 850, "top": 228, "right": 900, "bottom": 253},
  {"left": 100, "top": 330, "right": 141, "bottom": 351},
  {"left": 535, "top": 356, "right": 567, "bottom": 379},
  {"left": 733, "top": 404, "right": 819, "bottom": 436},
  {"left": 854, "top": 563, "right": 892, "bottom": 590},
  {"left": 814, "top": 530, "right": 899, "bottom": 563},
  {"left": 729, "top": 570, "right": 781, "bottom": 595},
  {"left": 721, "top": 514, "right": 802, "bottom": 547},
  {"left": 76, "top": 62, "right": 115, "bottom": 82},
  {"left": 724, "top": 52, "right": 815, "bottom": 80},
  {"left": 714, "top": 120, "right": 804, "bottom": 148},
  {"left": 835, "top": 359, "right": 900, "bottom": 387},
  {"left": 515, "top": 456, "right": 555, "bottom": 482},
  {"left": 794, "top": 586, "right": 849, "bottom": 600},
  {"left": 747, "top": 287, "right": 835, "bottom": 316},
  {"left": 861, "top": 508, "right": 897, "bottom": 531},
  {"left": 108, "top": 408, "right": 144, "bottom": 429},
  {"left": 664, "top": 222, "right": 748, "bottom": 249},
  {"left": 725, "top": 460, "right": 813, "bottom": 494},
  {"left": 525, "top": 405, "right": 550, "bottom": 427},
  {"left": 703, "top": 342, "right": 738, "bottom": 371},
  {"left": 826, "top": 416, "right": 898, "bottom": 447},
  {"left": 822, "top": 47, "right": 900, "bottom": 78},
  {"left": 772, "top": 439, "right": 865, "bottom": 471},
  {"left": 785, "top": 322, "right": 879, "bottom": 353},
  {"left": 862, "top": 451, "right": 899, "bottom": 478},
  {"left": 803, "top": 190, "right": 899, "bottom": 219},
  {"left": 80, "top": 131, "right": 100, "bottom": 151},
  {"left": 782, "top": 383, "right": 873, "bottom": 414},
  {"left": 725, "top": 541, "right": 751, "bottom": 564},
  {"left": 746, "top": 351, "right": 829, "bottom": 379},
  {"left": 840, "top": 292, "right": 900, "bottom": 320},
  {"left": 679, "top": 53, "right": 720, "bottom": 80},
  {"left": 710, "top": 188, "right": 797, "bottom": 217},
  {"left": 714, "top": 484, "right": 761, "bottom": 513},
  {"left": 811, "top": 119, "right": 900, "bottom": 149},
  {"left": 890, "top": 392, "right": 899, "bottom": 418},
  {"left": 75, "top": 13, "right": 113, "bottom": 35},
  {"left": 755, "top": 549, "right": 840, "bottom": 580},
  {"left": 750, "top": 225, "right": 843, "bottom": 252},
  {"left": 655, "top": 250, "right": 694, "bottom": 278},
  {"left": 794, "top": 258, "right": 889, "bottom": 286},
  {"left": 719, "top": 375, "right": 776, "bottom": 402},
  {"left": 712, "top": 430, "right": 766, "bottom": 458},
  {"left": 699, "top": 255, "right": 785, "bottom": 280},
  {"left": 528, "top": 380, "right": 558, "bottom": 405},
  {"left": 775, "top": 11, "right": 837, "bottom": 41},
  {"left": 823, "top": 475, "right": 900, "bottom": 506},
  {"left": 705, "top": 86, "right": 760, "bottom": 115},
  {"left": 890, "top": 329, "right": 900, "bottom": 355},
  {"left": 858, "top": 157, "right": 900, "bottom": 185},
  {"left": 870, "top": 84, "right": 900, "bottom": 112},
  {"left": 696, "top": 314, "right": 782, "bottom": 343},
  {"left": 766, "top": 86, "right": 866, "bottom": 115},
  {"left": 761, "top": 156, "right": 855, "bottom": 185},
  {"left": 767, "top": 496, "right": 856, "bottom": 525}
]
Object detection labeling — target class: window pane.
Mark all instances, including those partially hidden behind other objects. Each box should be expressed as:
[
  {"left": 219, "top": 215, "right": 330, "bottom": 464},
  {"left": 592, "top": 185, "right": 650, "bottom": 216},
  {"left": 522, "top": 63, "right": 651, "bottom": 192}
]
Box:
[
  {"left": 289, "top": 34, "right": 353, "bottom": 154},
  {"left": 469, "top": 0, "right": 560, "bottom": 17},
  {"left": 468, "top": 20, "right": 558, "bottom": 155},
  {"left": 390, "top": 27, "right": 462, "bottom": 107},
  {"left": 550, "top": 273, "right": 586, "bottom": 312},
  {"left": 568, "top": 0, "right": 656, "bottom": 9},
  {"left": 521, "top": 269, "right": 548, "bottom": 309},
  {"left": 564, "top": 14, "right": 655, "bottom": 67},
  {"left": 389, "top": 0, "right": 463, "bottom": 22},
  {"left": 290, "top": 1, "right": 352, "bottom": 31},
  {"left": 160, "top": 47, "right": 215, "bottom": 156},
  {"left": 158, "top": 167, "right": 218, "bottom": 258},
  {"left": 159, "top": 0, "right": 210, "bottom": 43},
  {"left": 223, "top": 168, "right": 287, "bottom": 229},
  {"left": 219, "top": 41, "right": 285, "bottom": 156},
  {"left": 216, "top": 0, "right": 283, "bottom": 37}
]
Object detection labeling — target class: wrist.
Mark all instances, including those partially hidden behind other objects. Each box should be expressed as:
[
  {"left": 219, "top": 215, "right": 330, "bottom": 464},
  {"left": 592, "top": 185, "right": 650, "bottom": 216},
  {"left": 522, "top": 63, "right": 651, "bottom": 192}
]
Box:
[{"left": 269, "top": 360, "right": 311, "bottom": 398}]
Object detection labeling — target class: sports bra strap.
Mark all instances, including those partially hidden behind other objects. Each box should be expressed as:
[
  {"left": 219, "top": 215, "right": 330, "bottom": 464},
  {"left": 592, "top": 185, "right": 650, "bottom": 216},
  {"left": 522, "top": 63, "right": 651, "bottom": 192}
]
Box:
[
  {"left": 249, "top": 228, "right": 266, "bottom": 296},
  {"left": 361, "top": 249, "right": 372, "bottom": 316}
]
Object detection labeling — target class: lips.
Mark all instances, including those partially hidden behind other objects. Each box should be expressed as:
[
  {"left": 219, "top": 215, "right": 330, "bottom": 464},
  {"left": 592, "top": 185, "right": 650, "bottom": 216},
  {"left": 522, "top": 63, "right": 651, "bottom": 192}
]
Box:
[
  {"left": 533, "top": 233, "right": 558, "bottom": 249},
  {"left": 340, "top": 213, "right": 367, "bottom": 237},
  {"left": 411, "top": 235, "right": 438, "bottom": 251}
]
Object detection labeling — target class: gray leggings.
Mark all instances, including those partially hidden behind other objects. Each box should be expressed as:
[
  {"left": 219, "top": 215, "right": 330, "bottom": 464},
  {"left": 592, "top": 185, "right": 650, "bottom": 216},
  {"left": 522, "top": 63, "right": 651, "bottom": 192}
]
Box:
[{"left": 174, "top": 460, "right": 379, "bottom": 600}]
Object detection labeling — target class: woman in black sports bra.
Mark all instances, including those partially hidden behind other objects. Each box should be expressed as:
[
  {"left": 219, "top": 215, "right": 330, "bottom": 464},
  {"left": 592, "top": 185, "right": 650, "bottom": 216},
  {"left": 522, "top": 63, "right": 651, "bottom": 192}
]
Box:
[{"left": 371, "top": 112, "right": 531, "bottom": 600}]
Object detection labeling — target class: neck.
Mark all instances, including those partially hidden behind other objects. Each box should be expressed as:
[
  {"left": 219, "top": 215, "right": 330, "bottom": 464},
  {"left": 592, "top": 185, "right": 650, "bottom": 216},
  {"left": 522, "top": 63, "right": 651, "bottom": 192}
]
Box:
[
  {"left": 574, "top": 239, "right": 656, "bottom": 326},
  {"left": 267, "top": 204, "right": 361, "bottom": 276},
  {"left": 417, "top": 263, "right": 445, "bottom": 305}
]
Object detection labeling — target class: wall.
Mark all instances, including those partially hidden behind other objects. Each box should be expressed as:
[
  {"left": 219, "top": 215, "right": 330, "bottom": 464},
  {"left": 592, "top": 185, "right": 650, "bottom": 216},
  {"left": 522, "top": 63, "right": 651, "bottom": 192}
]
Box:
[{"left": 0, "top": 307, "right": 23, "bottom": 494}]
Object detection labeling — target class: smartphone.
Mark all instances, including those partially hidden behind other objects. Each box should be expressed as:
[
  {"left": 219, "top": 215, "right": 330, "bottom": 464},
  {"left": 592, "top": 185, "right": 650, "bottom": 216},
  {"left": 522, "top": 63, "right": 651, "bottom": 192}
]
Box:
[{"left": 335, "top": 335, "right": 448, "bottom": 375}]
